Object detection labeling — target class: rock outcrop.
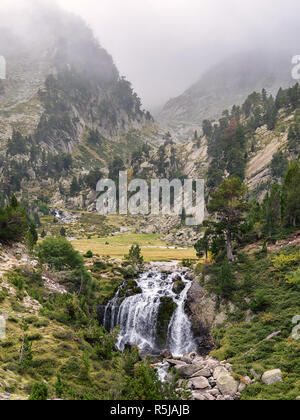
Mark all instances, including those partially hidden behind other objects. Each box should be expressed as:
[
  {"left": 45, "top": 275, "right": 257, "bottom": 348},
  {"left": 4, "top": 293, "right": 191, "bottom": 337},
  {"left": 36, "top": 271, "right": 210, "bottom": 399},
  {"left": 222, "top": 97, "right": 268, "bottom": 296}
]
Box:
[{"left": 185, "top": 277, "right": 235, "bottom": 354}]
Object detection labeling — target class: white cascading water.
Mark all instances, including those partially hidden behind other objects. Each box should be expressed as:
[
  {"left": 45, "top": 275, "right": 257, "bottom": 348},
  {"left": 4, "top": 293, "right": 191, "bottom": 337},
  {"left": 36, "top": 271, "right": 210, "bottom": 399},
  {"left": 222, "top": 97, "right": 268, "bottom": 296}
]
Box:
[{"left": 102, "top": 269, "right": 196, "bottom": 358}]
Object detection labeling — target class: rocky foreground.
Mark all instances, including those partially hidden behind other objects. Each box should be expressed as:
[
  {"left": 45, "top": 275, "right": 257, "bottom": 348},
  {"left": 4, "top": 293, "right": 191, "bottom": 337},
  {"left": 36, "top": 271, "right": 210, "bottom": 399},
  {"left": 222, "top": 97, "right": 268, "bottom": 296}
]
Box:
[{"left": 162, "top": 352, "right": 284, "bottom": 401}]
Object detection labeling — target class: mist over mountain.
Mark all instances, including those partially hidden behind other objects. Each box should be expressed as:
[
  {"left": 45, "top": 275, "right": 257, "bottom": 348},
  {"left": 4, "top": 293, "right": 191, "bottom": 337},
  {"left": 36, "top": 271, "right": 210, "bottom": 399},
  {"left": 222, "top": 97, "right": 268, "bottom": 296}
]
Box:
[
  {"left": 158, "top": 50, "right": 295, "bottom": 134},
  {"left": 0, "top": 2, "right": 152, "bottom": 149}
]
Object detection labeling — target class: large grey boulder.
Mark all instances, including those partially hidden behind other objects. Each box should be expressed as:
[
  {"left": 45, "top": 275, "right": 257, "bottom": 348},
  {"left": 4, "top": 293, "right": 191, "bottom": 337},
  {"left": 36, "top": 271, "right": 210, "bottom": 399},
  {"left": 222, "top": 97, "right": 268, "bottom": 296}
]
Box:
[
  {"left": 191, "top": 368, "right": 211, "bottom": 378},
  {"left": 191, "top": 376, "right": 210, "bottom": 390},
  {"left": 213, "top": 366, "right": 228, "bottom": 380},
  {"left": 176, "top": 363, "right": 204, "bottom": 378},
  {"left": 261, "top": 369, "right": 283, "bottom": 385},
  {"left": 216, "top": 372, "right": 239, "bottom": 396}
]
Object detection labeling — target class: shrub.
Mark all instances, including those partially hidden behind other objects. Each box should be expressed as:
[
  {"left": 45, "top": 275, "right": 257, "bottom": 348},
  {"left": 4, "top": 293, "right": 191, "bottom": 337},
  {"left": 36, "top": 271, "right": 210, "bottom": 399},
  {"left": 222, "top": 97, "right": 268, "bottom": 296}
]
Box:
[
  {"left": 250, "top": 292, "right": 270, "bottom": 313},
  {"left": 38, "top": 236, "right": 84, "bottom": 271},
  {"left": 27, "top": 333, "right": 43, "bottom": 341},
  {"left": 28, "top": 382, "right": 49, "bottom": 400},
  {"left": 124, "top": 245, "right": 143, "bottom": 266},
  {"left": 217, "top": 260, "right": 236, "bottom": 298},
  {"left": 84, "top": 250, "right": 93, "bottom": 259}
]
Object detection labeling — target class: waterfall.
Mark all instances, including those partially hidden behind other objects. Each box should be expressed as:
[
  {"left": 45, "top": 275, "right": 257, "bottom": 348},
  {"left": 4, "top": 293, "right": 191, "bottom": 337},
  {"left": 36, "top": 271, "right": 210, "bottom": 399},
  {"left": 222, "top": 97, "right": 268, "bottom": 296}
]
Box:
[{"left": 101, "top": 269, "right": 196, "bottom": 358}]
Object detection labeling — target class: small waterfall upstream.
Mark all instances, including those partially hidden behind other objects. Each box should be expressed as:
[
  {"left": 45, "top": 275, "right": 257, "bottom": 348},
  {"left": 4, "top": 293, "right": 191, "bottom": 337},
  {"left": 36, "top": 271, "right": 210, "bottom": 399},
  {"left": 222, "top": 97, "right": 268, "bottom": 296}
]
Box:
[{"left": 100, "top": 268, "right": 196, "bottom": 358}]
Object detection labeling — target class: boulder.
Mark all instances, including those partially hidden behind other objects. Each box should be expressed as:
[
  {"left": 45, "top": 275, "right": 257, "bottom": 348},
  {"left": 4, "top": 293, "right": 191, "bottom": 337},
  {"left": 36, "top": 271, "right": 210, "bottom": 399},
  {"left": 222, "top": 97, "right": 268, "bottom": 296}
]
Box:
[
  {"left": 213, "top": 366, "right": 228, "bottom": 380},
  {"left": 238, "top": 382, "right": 246, "bottom": 393},
  {"left": 181, "top": 351, "right": 197, "bottom": 364},
  {"left": 191, "top": 368, "right": 211, "bottom": 378},
  {"left": 261, "top": 369, "right": 283, "bottom": 385},
  {"left": 192, "top": 391, "right": 206, "bottom": 401},
  {"left": 176, "top": 364, "right": 204, "bottom": 378},
  {"left": 192, "top": 356, "right": 205, "bottom": 365},
  {"left": 166, "top": 359, "right": 187, "bottom": 367},
  {"left": 191, "top": 376, "right": 210, "bottom": 390},
  {"left": 216, "top": 372, "right": 239, "bottom": 396}
]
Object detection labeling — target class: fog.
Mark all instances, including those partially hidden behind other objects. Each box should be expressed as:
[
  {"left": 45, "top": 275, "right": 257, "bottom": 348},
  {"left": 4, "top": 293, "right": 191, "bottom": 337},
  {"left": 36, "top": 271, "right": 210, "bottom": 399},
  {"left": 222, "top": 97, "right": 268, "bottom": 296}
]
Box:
[{"left": 1, "top": 0, "right": 300, "bottom": 108}]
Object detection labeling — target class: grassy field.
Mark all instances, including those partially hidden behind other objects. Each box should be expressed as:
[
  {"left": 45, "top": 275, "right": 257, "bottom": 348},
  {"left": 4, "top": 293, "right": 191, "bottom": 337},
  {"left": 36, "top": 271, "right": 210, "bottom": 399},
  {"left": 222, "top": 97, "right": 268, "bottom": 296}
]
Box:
[{"left": 71, "top": 232, "right": 197, "bottom": 262}]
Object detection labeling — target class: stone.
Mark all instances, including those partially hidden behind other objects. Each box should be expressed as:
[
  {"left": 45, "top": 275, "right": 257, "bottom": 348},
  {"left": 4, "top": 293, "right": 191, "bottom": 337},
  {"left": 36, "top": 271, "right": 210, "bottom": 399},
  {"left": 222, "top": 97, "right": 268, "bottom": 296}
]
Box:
[
  {"left": 208, "top": 388, "right": 220, "bottom": 397},
  {"left": 296, "top": 396, "right": 300, "bottom": 400},
  {"left": 205, "top": 359, "right": 220, "bottom": 370},
  {"left": 261, "top": 369, "right": 283, "bottom": 385},
  {"left": 213, "top": 366, "right": 228, "bottom": 380},
  {"left": 250, "top": 368, "right": 261, "bottom": 379},
  {"left": 216, "top": 372, "right": 239, "bottom": 396},
  {"left": 225, "top": 363, "right": 233, "bottom": 372},
  {"left": 176, "top": 364, "right": 205, "bottom": 378},
  {"left": 238, "top": 382, "right": 246, "bottom": 393},
  {"left": 203, "top": 392, "right": 215, "bottom": 401},
  {"left": 192, "top": 391, "right": 206, "bottom": 401},
  {"left": 166, "top": 359, "right": 186, "bottom": 367},
  {"left": 192, "top": 356, "right": 205, "bottom": 365},
  {"left": 191, "top": 368, "right": 211, "bottom": 378},
  {"left": 243, "top": 376, "right": 252, "bottom": 386},
  {"left": 181, "top": 356, "right": 193, "bottom": 364},
  {"left": 191, "top": 376, "right": 210, "bottom": 390}
]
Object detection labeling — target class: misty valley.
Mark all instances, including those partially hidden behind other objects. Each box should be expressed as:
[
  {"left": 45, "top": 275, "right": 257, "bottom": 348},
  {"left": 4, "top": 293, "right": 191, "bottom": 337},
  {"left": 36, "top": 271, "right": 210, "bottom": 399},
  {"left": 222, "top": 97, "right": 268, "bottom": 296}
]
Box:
[{"left": 0, "top": 0, "right": 299, "bottom": 405}]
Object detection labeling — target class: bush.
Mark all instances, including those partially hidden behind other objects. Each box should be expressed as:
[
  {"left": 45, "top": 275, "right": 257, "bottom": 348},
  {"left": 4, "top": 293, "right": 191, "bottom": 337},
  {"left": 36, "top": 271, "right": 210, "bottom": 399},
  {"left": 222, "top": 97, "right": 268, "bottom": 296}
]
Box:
[
  {"left": 84, "top": 250, "right": 93, "bottom": 259},
  {"left": 124, "top": 245, "right": 143, "bottom": 266},
  {"left": 27, "top": 333, "right": 43, "bottom": 341},
  {"left": 28, "top": 382, "right": 49, "bottom": 400},
  {"left": 38, "top": 236, "right": 84, "bottom": 271},
  {"left": 0, "top": 196, "right": 28, "bottom": 244},
  {"left": 250, "top": 292, "right": 270, "bottom": 313}
]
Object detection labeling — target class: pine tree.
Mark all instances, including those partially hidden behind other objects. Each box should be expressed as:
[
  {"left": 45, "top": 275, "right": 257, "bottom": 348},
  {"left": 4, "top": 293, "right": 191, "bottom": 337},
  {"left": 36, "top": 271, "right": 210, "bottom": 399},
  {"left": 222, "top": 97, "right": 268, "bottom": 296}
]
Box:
[
  {"left": 207, "top": 177, "right": 248, "bottom": 262},
  {"left": 60, "top": 227, "right": 66, "bottom": 237},
  {"left": 70, "top": 176, "right": 81, "bottom": 196},
  {"left": 282, "top": 160, "right": 300, "bottom": 227}
]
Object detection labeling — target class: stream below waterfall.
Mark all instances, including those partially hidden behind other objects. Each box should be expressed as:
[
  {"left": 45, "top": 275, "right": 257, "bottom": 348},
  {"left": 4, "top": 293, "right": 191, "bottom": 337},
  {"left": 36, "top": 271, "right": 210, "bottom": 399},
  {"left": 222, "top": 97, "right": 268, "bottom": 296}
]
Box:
[{"left": 100, "top": 267, "right": 196, "bottom": 358}]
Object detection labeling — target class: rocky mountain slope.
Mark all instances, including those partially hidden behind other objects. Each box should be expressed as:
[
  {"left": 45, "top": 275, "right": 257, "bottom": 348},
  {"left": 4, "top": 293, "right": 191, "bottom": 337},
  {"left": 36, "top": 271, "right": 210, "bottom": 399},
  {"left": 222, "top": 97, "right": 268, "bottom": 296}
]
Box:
[
  {"left": 158, "top": 50, "right": 295, "bottom": 140},
  {"left": 0, "top": 5, "right": 153, "bottom": 147}
]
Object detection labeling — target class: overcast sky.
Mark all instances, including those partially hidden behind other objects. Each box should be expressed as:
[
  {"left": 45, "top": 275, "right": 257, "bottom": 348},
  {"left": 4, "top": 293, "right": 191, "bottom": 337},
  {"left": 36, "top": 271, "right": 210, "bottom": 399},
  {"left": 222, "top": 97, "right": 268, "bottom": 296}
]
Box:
[{"left": 2, "top": 0, "right": 300, "bottom": 108}]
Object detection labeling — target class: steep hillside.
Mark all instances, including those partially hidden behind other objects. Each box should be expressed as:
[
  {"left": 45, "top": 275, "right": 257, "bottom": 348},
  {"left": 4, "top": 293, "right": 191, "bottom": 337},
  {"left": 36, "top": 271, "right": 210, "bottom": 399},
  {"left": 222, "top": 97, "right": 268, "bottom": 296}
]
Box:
[
  {"left": 158, "top": 51, "right": 294, "bottom": 140},
  {"left": 0, "top": 5, "right": 152, "bottom": 146},
  {"left": 0, "top": 4, "right": 157, "bottom": 210}
]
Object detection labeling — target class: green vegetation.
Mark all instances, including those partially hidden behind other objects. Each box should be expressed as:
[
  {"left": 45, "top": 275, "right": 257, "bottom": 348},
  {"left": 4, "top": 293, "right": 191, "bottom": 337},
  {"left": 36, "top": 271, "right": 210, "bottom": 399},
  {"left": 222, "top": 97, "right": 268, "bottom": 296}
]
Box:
[
  {"left": 38, "top": 236, "right": 84, "bottom": 271},
  {"left": 28, "top": 382, "right": 49, "bottom": 401},
  {"left": 124, "top": 245, "right": 144, "bottom": 266},
  {"left": 207, "top": 246, "right": 300, "bottom": 400},
  {"left": 0, "top": 195, "right": 37, "bottom": 245}
]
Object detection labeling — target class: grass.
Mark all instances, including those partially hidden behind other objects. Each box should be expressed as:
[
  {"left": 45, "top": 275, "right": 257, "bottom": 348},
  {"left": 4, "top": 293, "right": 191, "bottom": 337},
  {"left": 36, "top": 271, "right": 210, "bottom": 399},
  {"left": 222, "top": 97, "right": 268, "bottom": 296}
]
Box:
[{"left": 71, "top": 232, "right": 196, "bottom": 262}]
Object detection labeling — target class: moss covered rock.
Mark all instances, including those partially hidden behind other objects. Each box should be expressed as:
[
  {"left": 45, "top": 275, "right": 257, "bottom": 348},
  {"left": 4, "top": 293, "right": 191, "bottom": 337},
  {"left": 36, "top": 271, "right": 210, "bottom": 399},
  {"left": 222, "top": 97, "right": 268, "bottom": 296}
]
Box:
[{"left": 156, "top": 297, "right": 177, "bottom": 349}]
